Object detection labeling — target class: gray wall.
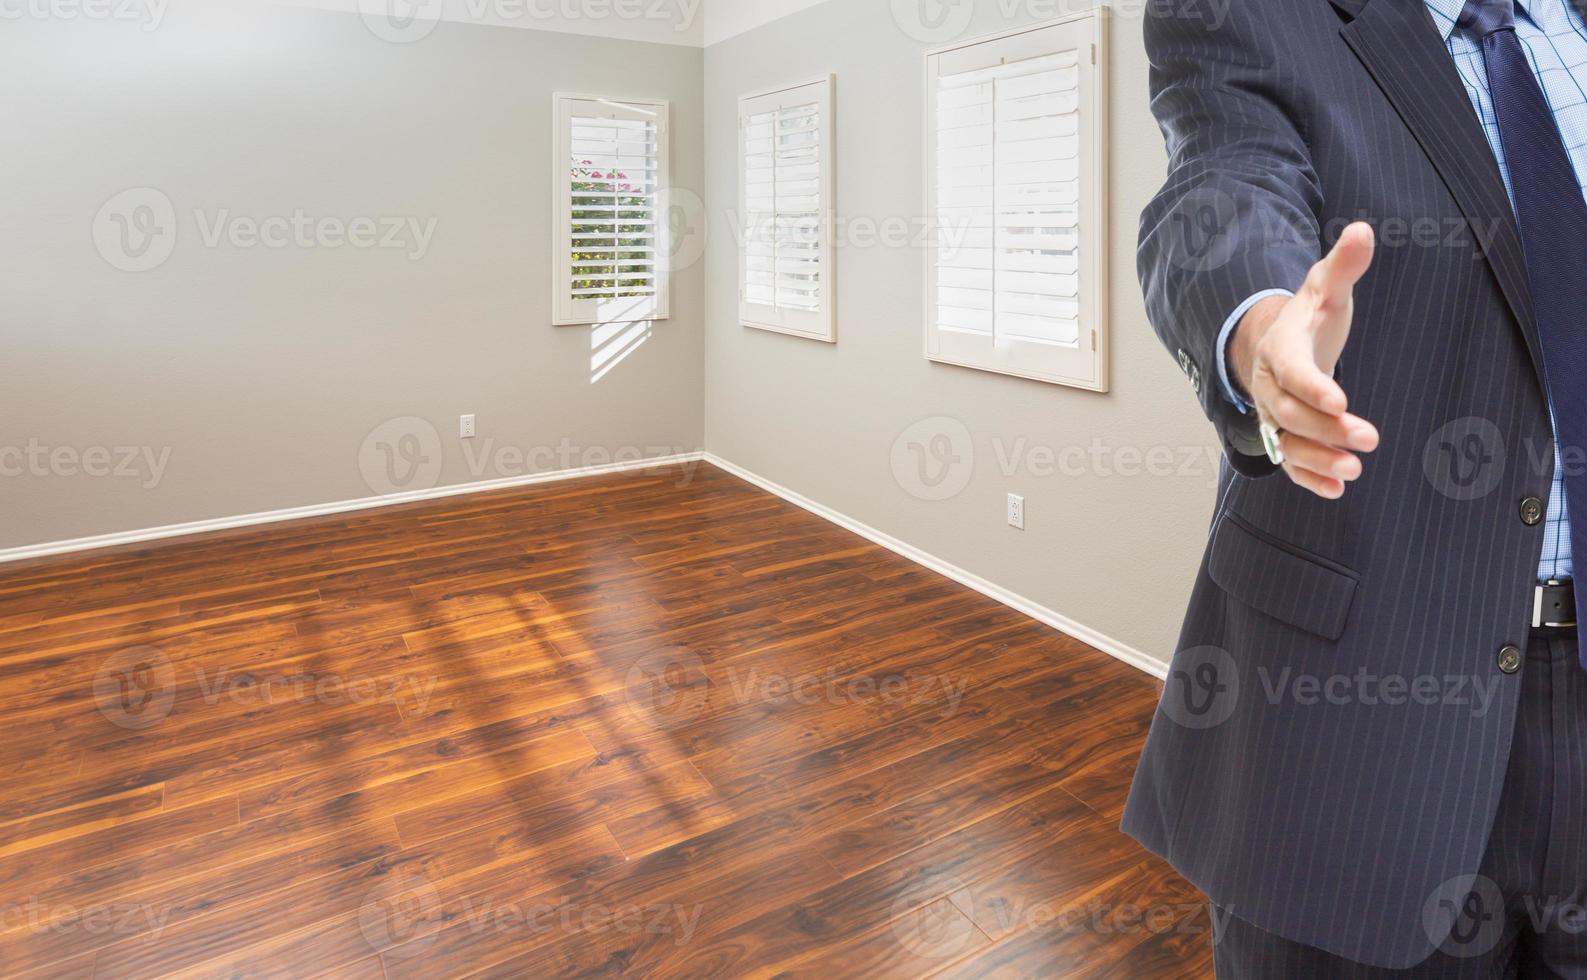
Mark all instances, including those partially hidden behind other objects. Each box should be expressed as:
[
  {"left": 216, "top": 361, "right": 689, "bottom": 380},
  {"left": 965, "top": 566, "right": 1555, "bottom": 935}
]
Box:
[
  {"left": 1, "top": 3, "right": 705, "bottom": 550},
  {"left": 701, "top": 0, "right": 1217, "bottom": 666}
]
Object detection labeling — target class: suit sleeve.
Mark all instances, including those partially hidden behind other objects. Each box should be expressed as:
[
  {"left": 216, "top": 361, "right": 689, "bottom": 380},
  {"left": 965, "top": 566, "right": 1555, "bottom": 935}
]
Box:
[{"left": 1137, "top": 3, "right": 1325, "bottom": 477}]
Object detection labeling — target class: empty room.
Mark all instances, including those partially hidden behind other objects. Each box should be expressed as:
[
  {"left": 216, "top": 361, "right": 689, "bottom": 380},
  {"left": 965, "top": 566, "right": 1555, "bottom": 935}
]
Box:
[{"left": 6, "top": 0, "right": 1560, "bottom": 975}]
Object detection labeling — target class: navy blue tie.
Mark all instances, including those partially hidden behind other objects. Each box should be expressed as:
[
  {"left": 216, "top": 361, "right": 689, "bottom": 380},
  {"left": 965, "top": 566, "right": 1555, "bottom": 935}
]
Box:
[{"left": 1462, "top": 0, "right": 1587, "bottom": 667}]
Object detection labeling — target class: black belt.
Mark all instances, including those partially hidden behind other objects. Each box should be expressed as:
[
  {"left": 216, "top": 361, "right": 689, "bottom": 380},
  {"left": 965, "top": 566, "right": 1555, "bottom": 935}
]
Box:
[{"left": 1534, "top": 580, "right": 1577, "bottom": 629}]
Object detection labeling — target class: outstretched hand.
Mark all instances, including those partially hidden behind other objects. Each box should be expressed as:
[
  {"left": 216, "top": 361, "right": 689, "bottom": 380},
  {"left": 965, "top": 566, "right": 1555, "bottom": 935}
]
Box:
[{"left": 1230, "top": 222, "right": 1382, "bottom": 498}]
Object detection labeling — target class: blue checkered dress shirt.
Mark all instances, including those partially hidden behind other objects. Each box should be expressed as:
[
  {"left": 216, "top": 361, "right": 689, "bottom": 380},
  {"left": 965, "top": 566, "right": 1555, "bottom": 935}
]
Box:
[{"left": 1430, "top": 0, "right": 1581, "bottom": 580}]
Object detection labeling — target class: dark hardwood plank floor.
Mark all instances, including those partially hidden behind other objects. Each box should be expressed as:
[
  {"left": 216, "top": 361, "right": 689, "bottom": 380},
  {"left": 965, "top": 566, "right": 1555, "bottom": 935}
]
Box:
[{"left": 0, "top": 462, "right": 1211, "bottom": 978}]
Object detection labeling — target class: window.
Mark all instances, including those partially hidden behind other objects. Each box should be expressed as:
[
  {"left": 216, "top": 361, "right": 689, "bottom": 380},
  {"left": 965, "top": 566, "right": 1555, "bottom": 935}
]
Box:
[
  {"left": 739, "top": 76, "right": 836, "bottom": 343},
  {"left": 554, "top": 94, "right": 671, "bottom": 326},
  {"left": 925, "top": 13, "right": 1109, "bottom": 391}
]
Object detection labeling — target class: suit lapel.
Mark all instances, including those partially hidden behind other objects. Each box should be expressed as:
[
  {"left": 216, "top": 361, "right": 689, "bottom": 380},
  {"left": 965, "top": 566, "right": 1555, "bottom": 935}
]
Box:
[{"left": 1333, "top": 0, "right": 1543, "bottom": 383}]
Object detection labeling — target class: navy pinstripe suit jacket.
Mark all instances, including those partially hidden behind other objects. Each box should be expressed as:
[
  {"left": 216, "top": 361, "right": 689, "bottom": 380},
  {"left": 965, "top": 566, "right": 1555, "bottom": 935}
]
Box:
[{"left": 1124, "top": 0, "right": 1562, "bottom": 967}]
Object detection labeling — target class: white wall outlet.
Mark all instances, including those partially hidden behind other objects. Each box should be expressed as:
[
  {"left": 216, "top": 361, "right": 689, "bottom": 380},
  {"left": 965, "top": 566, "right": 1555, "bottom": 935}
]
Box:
[
  {"left": 459, "top": 414, "right": 476, "bottom": 439},
  {"left": 1007, "top": 494, "right": 1025, "bottom": 530}
]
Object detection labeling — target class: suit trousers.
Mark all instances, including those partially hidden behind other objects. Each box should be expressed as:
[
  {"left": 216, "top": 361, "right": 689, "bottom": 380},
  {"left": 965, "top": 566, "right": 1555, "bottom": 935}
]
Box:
[{"left": 1213, "top": 627, "right": 1587, "bottom": 977}]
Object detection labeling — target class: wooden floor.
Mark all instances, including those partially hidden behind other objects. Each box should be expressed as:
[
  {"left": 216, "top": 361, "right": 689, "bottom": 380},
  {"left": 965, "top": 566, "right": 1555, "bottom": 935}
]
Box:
[{"left": 0, "top": 462, "right": 1210, "bottom": 979}]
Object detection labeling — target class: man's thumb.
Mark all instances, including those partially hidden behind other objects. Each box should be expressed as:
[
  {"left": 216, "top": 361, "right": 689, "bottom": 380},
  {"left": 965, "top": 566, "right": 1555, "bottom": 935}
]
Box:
[{"left": 1317, "top": 221, "right": 1376, "bottom": 298}]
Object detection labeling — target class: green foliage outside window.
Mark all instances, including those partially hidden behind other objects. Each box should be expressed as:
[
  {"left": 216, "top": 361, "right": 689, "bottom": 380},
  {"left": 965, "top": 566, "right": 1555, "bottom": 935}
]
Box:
[{"left": 571, "top": 160, "right": 655, "bottom": 300}]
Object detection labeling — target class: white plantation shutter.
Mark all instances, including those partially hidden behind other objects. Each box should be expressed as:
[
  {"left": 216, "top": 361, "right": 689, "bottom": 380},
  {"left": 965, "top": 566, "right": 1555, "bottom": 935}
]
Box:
[
  {"left": 739, "top": 77, "right": 835, "bottom": 342},
  {"left": 744, "top": 104, "right": 821, "bottom": 310},
  {"left": 554, "top": 95, "right": 671, "bottom": 326},
  {"left": 925, "top": 15, "right": 1108, "bottom": 390}
]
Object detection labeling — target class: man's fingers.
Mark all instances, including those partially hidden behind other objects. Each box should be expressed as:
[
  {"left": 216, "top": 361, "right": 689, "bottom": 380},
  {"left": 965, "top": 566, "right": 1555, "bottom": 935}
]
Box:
[
  {"left": 1258, "top": 385, "right": 1380, "bottom": 451},
  {"left": 1278, "top": 432, "right": 1363, "bottom": 483},
  {"left": 1263, "top": 386, "right": 1377, "bottom": 453},
  {"left": 1310, "top": 221, "right": 1376, "bottom": 304},
  {"left": 1282, "top": 461, "right": 1346, "bottom": 500}
]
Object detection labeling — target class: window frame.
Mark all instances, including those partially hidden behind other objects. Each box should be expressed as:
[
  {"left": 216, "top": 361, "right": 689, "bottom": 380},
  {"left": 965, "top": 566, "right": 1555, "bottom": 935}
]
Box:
[
  {"left": 922, "top": 12, "right": 1110, "bottom": 392},
  {"left": 737, "top": 75, "right": 837, "bottom": 344},
  {"left": 552, "top": 92, "right": 673, "bottom": 327}
]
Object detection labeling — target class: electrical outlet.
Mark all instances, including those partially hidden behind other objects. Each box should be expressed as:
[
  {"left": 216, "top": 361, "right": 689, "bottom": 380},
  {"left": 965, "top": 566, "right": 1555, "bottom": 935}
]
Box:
[
  {"left": 1007, "top": 494, "right": 1025, "bottom": 530},
  {"left": 459, "top": 414, "right": 476, "bottom": 439}
]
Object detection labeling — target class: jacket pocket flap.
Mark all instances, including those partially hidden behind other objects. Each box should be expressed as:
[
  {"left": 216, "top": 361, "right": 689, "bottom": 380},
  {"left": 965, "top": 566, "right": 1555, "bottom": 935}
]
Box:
[{"left": 1208, "top": 514, "right": 1359, "bottom": 641}]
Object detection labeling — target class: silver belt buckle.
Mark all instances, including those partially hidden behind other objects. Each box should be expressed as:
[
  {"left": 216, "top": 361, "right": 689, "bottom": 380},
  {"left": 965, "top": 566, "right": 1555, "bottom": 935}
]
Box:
[{"left": 1533, "top": 580, "right": 1577, "bottom": 629}]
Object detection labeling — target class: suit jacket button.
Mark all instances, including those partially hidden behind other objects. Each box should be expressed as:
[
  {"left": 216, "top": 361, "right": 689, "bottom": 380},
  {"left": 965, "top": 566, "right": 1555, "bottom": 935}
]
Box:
[
  {"left": 1521, "top": 497, "right": 1545, "bottom": 526},
  {"left": 1498, "top": 645, "right": 1523, "bottom": 675}
]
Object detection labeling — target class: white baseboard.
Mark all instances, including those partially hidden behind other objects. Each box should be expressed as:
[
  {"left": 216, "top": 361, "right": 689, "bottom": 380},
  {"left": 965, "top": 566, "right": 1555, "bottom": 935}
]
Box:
[
  {"left": 0, "top": 452, "right": 706, "bottom": 566},
  {"left": 704, "top": 453, "right": 1170, "bottom": 680}
]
